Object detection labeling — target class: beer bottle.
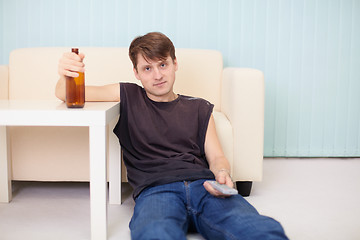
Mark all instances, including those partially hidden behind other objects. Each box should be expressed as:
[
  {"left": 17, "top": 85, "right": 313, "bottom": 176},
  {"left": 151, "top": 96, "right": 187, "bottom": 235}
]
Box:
[{"left": 66, "top": 48, "right": 85, "bottom": 108}]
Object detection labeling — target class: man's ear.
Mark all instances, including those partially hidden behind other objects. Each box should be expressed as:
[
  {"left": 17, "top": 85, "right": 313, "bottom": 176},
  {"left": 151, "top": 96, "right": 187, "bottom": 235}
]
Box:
[
  {"left": 133, "top": 67, "right": 141, "bottom": 80},
  {"left": 174, "top": 58, "right": 178, "bottom": 71}
]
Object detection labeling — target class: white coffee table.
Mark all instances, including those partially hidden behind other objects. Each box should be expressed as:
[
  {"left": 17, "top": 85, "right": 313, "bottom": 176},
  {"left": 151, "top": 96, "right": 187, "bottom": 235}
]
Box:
[{"left": 0, "top": 100, "right": 121, "bottom": 240}]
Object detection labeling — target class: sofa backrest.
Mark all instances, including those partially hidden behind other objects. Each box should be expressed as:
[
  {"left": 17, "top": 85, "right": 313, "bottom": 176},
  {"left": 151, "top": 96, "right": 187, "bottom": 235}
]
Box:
[
  {"left": 0, "top": 65, "right": 8, "bottom": 99},
  {"left": 8, "top": 47, "right": 223, "bottom": 110}
]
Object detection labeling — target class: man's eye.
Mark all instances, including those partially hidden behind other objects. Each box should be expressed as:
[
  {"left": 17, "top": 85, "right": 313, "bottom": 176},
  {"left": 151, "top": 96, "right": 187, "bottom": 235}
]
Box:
[
  {"left": 161, "top": 64, "right": 166, "bottom": 68},
  {"left": 145, "top": 67, "right": 151, "bottom": 71}
]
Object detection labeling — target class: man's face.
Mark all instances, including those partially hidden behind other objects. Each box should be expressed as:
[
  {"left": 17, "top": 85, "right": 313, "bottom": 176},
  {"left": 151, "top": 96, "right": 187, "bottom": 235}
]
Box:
[{"left": 134, "top": 53, "right": 178, "bottom": 102}]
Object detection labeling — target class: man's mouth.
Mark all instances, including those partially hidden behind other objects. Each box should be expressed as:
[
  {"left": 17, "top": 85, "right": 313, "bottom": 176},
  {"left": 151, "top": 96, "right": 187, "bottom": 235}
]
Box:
[{"left": 154, "top": 81, "right": 166, "bottom": 87}]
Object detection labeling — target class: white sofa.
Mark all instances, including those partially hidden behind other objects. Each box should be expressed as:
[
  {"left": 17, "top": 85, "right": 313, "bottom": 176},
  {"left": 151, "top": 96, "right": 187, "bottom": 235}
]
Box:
[{"left": 0, "top": 47, "right": 264, "bottom": 197}]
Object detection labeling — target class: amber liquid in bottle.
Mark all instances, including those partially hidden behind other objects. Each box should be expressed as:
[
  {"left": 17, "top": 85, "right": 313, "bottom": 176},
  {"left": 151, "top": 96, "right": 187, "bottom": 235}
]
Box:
[{"left": 66, "top": 48, "right": 85, "bottom": 108}]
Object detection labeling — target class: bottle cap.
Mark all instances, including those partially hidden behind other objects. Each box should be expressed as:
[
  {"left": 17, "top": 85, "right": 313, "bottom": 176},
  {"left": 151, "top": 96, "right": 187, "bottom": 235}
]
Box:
[{"left": 71, "top": 48, "right": 79, "bottom": 54}]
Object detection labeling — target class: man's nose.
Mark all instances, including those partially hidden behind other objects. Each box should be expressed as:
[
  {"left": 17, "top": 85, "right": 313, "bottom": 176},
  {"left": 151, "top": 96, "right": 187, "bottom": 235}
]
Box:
[{"left": 153, "top": 67, "right": 162, "bottom": 80}]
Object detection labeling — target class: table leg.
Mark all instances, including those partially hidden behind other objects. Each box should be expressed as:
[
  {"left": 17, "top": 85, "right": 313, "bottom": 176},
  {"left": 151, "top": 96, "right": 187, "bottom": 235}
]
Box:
[
  {"left": 108, "top": 120, "right": 122, "bottom": 205},
  {"left": 89, "top": 125, "right": 108, "bottom": 240},
  {"left": 0, "top": 126, "right": 11, "bottom": 203}
]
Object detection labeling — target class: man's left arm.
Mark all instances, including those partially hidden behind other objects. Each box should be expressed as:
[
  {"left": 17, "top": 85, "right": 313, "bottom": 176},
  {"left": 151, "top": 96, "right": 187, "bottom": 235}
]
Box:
[{"left": 203, "top": 114, "right": 234, "bottom": 197}]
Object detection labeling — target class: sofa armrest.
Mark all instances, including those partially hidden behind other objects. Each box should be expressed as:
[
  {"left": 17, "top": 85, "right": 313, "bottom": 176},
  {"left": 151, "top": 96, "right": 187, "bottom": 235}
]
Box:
[
  {"left": 213, "top": 111, "right": 234, "bottom": 174},
  {"left": 0, "top": 65, "right": 9, "bottom": 99},
  {"left": 221, "top": 68, "right": 264, "bottom": 181}
]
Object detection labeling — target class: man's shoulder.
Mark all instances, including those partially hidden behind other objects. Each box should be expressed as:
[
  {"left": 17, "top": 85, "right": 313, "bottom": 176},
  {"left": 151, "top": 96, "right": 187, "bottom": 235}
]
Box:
[
  {"left": 121, "top": 82, "right": 142, "bottom": 89},
  {"left": 180, "top": 95, "right": 213, "bottom": 107},
  {"left": 120, "top": 82, "right": 145, "bottom": 103},
  {"left": 120, "top": 82, "right": 144, "bottom": 95}
]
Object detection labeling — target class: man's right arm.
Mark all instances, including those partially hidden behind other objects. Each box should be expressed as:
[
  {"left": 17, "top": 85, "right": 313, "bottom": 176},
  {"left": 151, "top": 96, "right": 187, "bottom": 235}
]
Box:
[{"left": 55, "top": 52, "right": 120, "bottom": 102}]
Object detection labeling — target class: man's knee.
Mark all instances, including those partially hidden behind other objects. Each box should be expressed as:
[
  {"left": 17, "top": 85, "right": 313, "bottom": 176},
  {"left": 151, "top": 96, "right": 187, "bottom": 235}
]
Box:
[
  {"left": 130, "top": 219, "right": 187, "bottom": 240},
  {"left": 244, "top": 215, "right": 289, "bottom": 240},
  {"left": 198, "top": 213, "right": 288, "bottom": 240}
]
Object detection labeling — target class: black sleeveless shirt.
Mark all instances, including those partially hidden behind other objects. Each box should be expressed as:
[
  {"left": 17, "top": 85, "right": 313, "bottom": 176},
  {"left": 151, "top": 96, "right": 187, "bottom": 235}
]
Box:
[{"left": 113, "top": 83, "right": 215, "bottom": 198}]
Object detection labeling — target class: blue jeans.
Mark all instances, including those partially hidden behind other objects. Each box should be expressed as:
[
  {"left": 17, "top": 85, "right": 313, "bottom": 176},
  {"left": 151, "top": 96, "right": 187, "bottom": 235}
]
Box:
[{"left": 130, "top": 179, "right": 288, "bottom": 240}]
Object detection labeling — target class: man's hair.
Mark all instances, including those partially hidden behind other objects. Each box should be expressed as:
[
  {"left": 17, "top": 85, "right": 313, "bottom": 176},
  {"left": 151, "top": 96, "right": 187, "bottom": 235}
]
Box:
[{"left": 129, "top": 32, "right": 176, "bottom": 71}]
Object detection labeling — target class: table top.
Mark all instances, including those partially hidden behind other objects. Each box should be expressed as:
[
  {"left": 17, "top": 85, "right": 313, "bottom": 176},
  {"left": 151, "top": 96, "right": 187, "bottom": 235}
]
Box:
[{"left": 0, "top": 100, "right": 120, "bottom": 126}]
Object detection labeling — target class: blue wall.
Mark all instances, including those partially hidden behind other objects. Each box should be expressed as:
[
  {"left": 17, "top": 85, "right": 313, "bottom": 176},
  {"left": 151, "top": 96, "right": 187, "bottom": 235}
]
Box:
[{"left": 1, "top": 0, "right": 359, "bottom": 157}]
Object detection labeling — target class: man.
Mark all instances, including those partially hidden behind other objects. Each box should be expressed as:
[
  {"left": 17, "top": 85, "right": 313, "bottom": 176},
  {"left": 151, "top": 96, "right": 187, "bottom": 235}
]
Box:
[{"left": 56, "top": 32, "right": 288, "bottom": 240}]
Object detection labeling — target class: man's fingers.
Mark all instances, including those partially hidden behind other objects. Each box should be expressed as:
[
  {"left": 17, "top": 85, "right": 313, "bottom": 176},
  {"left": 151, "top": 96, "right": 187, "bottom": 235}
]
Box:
[
  {"left": 58, "top": 63, "right": 81, "bottom": 77},
  {"left": 203, "top": 181, "right": 220, "bottom": 196},
  {"left": 59, "top": 69, "right": 79, "bottom": 78},
  {"left": 78, "top": 52, "right": 85, "bottom": 60},
  {"left": 62, "top": 52, "right": 84, "bottom": 61},
  {"left": 58, "top": 52, "right": 85, "bottom": 77},
  {"left": 217, "top": 174, "right": 226, "bottom": 184},
  {"left": 60, "top": 61, "right": 84, "bottom": 73},
  {"left": 59, "top": 56, "right": 85, "bottom": 70},
  {"left": 216, "top": 171, "right": 233, "bottom": 188},
  {"left": 203, "top": 181, "right": 230, "bottom": 198}
]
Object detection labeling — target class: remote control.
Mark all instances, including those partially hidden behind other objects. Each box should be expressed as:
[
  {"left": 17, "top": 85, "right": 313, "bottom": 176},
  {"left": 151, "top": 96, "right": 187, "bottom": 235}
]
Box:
[{"left": 205, "top": 180, "right": 238, "bottom": 195}]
